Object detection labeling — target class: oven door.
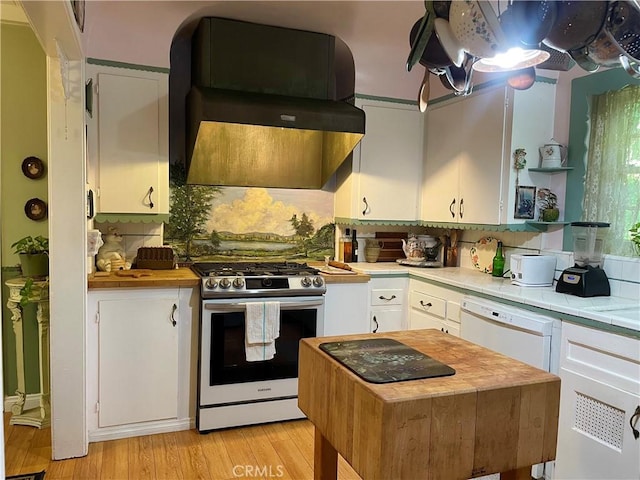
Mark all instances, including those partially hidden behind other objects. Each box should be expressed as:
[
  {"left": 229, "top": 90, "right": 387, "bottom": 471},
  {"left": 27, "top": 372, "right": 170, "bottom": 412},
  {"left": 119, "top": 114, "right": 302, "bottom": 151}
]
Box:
[{"left": 199, "top": 295, "right": 324, "bottom": 406}]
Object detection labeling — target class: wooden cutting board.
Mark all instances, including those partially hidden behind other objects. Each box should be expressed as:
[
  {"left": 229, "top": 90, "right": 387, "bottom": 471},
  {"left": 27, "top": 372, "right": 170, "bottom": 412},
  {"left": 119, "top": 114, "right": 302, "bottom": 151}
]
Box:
[{"left": 375, "top": 232, "right": 407, "bottom": 261}]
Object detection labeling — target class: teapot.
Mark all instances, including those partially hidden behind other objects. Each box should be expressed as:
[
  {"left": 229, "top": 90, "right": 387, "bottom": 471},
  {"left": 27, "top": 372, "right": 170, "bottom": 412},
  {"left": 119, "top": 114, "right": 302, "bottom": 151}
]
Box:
[
  {"left": 539, "top": 139, "right": 567, "bottom": 168},
  {"left": 402, "top": 234, "right": 424, "bottom": 260}
]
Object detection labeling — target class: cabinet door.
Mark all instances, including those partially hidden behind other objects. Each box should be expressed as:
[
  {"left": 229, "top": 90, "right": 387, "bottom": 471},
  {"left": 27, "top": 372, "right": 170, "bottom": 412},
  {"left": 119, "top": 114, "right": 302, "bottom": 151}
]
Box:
[
  {"left": 555, "top": 369, "right": 640, "bottom": 480},
  {"left": 371, "top": 307, "right": 404, "bottom": 333},
  {"left": 456, "top": 87, "right": 506, "bottom": 225},
  {"left": 324, "top": 283, "right": 369, "bottom": 335},
  {"left": 408, "top": 308, "right": 444, "bottom": 331},
  {"left": 95, "top": 69, "right": 168, "bottom": 214},
  {"left": 357, "top": 101, "right": 424, "bottom": 221},
  {"left": 423, "top": 99, "right": 463, "bottom": 222},
  {"left": 423, "top": 86, "right": 507, "bottom": 225},
  {"left": 98, "top": 296, "right": 178, "bottom": 427}
]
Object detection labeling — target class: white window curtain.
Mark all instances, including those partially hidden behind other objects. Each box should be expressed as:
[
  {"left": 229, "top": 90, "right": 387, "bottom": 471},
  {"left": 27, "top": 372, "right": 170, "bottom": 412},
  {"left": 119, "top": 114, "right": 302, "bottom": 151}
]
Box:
[{"left": 583, "top": 84, "right": 640, "bottom": 257}]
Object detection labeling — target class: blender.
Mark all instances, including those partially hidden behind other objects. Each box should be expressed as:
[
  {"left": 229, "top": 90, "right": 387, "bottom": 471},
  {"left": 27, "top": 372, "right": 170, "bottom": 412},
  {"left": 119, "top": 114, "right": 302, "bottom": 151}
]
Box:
[{"left": 556, "top": 222, "right": 610, "bottom": 297}]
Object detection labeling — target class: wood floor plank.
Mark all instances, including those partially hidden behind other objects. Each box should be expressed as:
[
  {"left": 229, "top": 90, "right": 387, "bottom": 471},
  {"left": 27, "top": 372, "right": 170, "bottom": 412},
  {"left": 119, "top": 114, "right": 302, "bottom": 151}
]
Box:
[
  {"left": 198, "top": 430, "right": 237, "bottom": 480},
  {"left": 242, "top": 424, "right": 294, "bottom": 479},
  {"left": 151, "top": 431, "right": 184, "bottom": 480},
  {"left": 4, "top": 424, "right": 36, "bottom": 475},
  {"left": 271, "top": 438, "right": 315, "bottom": 480},
  {"left": 128, "top": 435, "right": 156, "bottom": 479},
  {"left": 73, "top": 441, "right": 103, "bottom": 480},
  {"left": 99, "top": 437, "right": 129, "bottom": 480},
  {"left": 173, "top": 428, "right": 212, "bottom": 479}
]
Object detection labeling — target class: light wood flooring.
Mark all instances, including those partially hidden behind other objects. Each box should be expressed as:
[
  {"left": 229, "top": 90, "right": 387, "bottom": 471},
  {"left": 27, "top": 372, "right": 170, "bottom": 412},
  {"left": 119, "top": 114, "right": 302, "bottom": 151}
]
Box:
[{"left": 4, "top": 414, "right": 361, "bottom": 480}]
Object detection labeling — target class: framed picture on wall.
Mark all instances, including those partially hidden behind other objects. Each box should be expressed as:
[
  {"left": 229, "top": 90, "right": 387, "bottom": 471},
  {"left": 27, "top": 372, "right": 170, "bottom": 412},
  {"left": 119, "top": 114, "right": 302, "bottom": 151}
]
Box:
[{"left": 514, "top": 185, "right": 536, "bottom": 219}]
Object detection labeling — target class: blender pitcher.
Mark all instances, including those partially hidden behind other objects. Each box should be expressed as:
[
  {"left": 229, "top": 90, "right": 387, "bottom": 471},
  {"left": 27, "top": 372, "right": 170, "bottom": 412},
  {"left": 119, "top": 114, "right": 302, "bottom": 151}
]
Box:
[{"left": 572, "top": 222, "right": 609, "bottom": 267}]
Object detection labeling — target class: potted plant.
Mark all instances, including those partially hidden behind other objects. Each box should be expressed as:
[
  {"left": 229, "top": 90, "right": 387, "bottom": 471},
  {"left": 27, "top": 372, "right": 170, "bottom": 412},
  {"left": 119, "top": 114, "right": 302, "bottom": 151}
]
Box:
[
  {"left": 630, "top": 223, "right": 640, "bottom": 256},
  {"left": 11, "top": 235, "right": 49, "bottom": 278},
  {"left": 537, "top": 188, "right": 560, "bottom": 222}
]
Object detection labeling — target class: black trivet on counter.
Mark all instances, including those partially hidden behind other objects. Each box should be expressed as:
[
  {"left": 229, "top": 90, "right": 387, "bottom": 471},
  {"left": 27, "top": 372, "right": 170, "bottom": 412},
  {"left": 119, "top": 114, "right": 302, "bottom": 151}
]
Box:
[{"left": 319, "top": 338, "right": 455, "bottom": 384}]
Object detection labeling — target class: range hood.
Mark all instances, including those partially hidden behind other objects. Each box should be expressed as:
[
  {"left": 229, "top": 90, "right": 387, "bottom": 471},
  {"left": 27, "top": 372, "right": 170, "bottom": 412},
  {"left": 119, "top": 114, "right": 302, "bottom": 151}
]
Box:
[
  {"left": 185, "top": 17, "right": 365, "bottom": 189},
  {"left": 186, "top": 87, "right": 364, "bottom": 189}
]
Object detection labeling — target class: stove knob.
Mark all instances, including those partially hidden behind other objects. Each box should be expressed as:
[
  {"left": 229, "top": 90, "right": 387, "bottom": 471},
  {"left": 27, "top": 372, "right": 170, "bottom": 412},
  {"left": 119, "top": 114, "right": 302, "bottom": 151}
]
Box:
[
  {"left": 205, "top": 278, "right": 218, "bottom": 289},
  {"left": 219, "top": 278, "right": 231, "bottom": 289},
  {"left": 232, "top": 277, "right": 245, "bottom": 289},
  {"left": 312, "top": 276, "right": 324, "bottom": 288},
  {"left": 262, "top": 278, "right": 273, "bottom": 287},
  {"left": 301, "top": 275, "right": 312, "bottom": 287}
]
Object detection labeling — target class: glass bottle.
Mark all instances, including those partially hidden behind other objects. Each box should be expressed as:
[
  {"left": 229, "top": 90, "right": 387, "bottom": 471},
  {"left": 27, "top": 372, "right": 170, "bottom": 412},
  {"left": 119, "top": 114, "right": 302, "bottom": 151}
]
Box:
[
  {"left": 492, "top": 240, "right": 505, "bottom": 278},
  {"left": 352, "top": 229, "right": 358, "bottom": 262},
  {"left": 343, "top": 228, "right": 352, "bottom": 263}
]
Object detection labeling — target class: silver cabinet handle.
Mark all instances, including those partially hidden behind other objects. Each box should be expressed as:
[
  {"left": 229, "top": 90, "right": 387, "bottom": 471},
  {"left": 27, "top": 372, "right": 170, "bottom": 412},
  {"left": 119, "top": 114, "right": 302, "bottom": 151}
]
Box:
[
  {"left": 170, "top": 303, "right": 177, "bottom": 327},
  {"left": 379, "top": 295, "right": 396, "bottom": 301},
  {"left": 372, "top": 315, "right": 379, "bottom": 333},
  {"left": 420, "top": 301, "right": 432, "bottom": 308},
  {"left": 449, "top": 198, "right": 456, "bottom": 218}
]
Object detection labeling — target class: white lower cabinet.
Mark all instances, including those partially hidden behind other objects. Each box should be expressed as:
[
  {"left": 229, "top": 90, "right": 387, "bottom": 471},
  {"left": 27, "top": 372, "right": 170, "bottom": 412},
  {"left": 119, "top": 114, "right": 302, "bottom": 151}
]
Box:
[
  {"left": 554, "top": 322, "right": 640, "bottom": 480},
  {"left": 87, "top": 287, "right": 198, "bottom": 441},
  {"left": 370, "top": 277, "right": 407, "bottom": 333},
  {"left": 408, "top": 278, "right": 462, "bottom": 336},
  {"left": 323, "top": 282, "right": 369, "bottom": 336}
]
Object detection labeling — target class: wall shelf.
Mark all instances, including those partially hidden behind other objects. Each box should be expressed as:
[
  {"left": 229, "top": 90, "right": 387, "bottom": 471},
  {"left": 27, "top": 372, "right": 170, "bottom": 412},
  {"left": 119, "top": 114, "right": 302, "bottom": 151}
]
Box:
[
  {"left": 524, "top": 221, "right": 570, "bottom": 231},
  {"left": 528, "top": 167, "right": 574, "bottom": 173}
]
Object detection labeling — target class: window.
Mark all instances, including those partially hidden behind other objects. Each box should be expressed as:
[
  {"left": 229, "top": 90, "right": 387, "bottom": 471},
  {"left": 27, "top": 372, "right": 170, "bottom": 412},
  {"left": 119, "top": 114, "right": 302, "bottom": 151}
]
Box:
[{"left": 582, "top": 84, "right": 640, "bottom": 256}]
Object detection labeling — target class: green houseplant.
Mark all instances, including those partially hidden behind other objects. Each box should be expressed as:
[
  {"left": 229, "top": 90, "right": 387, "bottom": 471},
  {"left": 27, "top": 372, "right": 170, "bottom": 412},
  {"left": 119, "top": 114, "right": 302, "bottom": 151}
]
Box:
[
  {"left": 11, "top": 235, "right": 49, "bottom": 278},
  {"left": 630, "top": 223, "right": 640, "bottom": 256},
  {"left": 537, "top": 188, "right": 560, "bottom": 222}
]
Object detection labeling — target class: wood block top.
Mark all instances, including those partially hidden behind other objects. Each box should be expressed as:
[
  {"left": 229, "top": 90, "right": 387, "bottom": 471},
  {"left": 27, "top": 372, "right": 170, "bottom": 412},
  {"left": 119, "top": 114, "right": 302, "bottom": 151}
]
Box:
[
  {"left": 299, "top": 329, "right": 561, "bottom": 480},
  {"left": 88, "top": 267, "right": 200, "bottom": 289},
  {"left": 302, "top": 330, "right": 558, "bottom": 402}
]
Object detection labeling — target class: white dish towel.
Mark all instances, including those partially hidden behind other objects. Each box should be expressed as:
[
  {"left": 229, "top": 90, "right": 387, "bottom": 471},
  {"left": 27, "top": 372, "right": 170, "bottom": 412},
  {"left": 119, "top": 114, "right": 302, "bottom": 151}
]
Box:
[{"left": 245, "top": 301, "right": 280, "bottom": 362}]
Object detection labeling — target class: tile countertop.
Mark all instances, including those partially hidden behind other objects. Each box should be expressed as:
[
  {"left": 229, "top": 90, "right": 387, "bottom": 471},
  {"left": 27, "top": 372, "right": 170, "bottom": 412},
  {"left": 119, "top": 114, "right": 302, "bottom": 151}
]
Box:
[{"left": 351, "top": 262, "right": 640, "bottom": 335}]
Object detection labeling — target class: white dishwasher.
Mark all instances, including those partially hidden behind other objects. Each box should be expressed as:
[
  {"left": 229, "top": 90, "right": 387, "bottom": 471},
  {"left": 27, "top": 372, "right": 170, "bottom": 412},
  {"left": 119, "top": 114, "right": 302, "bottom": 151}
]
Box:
[{"left": 460, "top": 296, "right": 561, "bottom": 480}]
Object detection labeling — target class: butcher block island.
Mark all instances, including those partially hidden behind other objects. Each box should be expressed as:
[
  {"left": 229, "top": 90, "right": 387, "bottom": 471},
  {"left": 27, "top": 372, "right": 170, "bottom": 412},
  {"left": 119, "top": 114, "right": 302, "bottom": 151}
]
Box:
[{"left": 299, "top": 329, "right": 560, "bottom": 480}]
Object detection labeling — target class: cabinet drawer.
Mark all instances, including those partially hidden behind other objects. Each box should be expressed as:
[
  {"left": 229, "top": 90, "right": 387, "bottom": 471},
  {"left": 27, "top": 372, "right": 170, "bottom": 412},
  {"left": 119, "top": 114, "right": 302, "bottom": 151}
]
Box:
[
  {"left": 409, "top": 291, "right": 446, "bottom": 319},
  {"left": 371, "top": 288, "right": 403, "bottom": 306}
]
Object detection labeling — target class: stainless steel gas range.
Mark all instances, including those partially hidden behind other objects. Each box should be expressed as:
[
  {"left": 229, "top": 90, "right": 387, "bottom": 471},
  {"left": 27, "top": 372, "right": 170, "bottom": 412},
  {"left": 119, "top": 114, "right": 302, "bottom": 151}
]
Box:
[{"left": 192, "top": 261, "right": 326, "bottom": 432}]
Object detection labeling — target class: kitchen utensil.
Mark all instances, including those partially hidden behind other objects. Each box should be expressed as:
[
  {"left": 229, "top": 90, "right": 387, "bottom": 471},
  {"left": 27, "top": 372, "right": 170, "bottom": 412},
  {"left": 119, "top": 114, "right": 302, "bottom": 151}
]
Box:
[
  {"left": 419, "top": 69, "right": 430, "bottom": 112},
  {"left": 407, "top": 5, "right": 436, "bottom": 71},
  {"left": 115, "top": 269, "right": 153, "bottom": 278},
  {"left": 606, "top": 0, "right": 640, "bottom": 62},
  {"left": 536, "top": 43, "right": 575, "bottom": 71},
  {"left": 448, "top": 0, "right": 506, "bottom": 59},
  {"left": 620, "top": 54, "right": 640, "bottom": 78},
  {"left": 506, "top": 0, "right": 558, "bottom": 47},
  {"left": 556, "top": 222, "right": 611, "bottom": 297},
  {"left": 402, "top": 234, "right": 425, "bottom": 260},
  {"left": 434, "top": 17, "right": 465, "bottom": 67},
  {"left": 469, "top": 236, "right": 499, "bottom": 273},
  {"left": 507, "top": 67, "right": 536, "bottom": 90},
  {"left": 328, "top": 260, "right": 352, "bottom": 270},
  {"left": 543, "top": 0, "right": 609, "bottom": 52},
  {"left": 409, "top": 18, "right": 452, "bottom": 68},
  {"left": 433, "top": 0, "right": 451, "bottom": 20}
]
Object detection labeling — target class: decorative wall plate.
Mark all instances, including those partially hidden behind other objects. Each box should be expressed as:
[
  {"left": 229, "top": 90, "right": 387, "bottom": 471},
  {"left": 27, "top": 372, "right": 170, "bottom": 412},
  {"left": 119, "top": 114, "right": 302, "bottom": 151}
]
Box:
[
  {"left": 469, "top": 236, "right": 499, "bottom": 273},
  {"left": 22, "top": 156, "right": 45, "bottom": 179},
  {"left": 24, "top": 198, "right": 48, "bottom": 221}
]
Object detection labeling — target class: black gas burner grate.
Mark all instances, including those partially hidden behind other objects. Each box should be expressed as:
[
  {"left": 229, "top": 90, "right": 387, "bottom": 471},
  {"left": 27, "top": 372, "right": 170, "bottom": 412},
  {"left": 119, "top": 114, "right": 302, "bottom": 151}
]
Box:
[{"left": 191, "top": 261, "right": 319, "bottom": 277}]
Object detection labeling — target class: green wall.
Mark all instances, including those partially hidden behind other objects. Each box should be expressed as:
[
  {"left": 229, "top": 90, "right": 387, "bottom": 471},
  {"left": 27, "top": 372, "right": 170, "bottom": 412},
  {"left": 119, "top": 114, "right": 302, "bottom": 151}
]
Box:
[{"left": 1, "top": 22, "right": 48, "bottom": 395}]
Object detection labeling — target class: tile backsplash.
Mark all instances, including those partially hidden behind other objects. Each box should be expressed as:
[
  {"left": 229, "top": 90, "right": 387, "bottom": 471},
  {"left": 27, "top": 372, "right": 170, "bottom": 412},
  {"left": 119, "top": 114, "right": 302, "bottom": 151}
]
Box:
[{"left": 93, "top": 222, "right": 164, "bottom": 265}]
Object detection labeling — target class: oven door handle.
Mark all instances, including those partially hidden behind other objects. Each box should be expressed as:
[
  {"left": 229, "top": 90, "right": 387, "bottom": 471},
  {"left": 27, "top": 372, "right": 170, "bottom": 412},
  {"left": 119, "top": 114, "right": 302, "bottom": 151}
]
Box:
[{"left": 204, "top": 300, "right": 324, "bottom": 312}]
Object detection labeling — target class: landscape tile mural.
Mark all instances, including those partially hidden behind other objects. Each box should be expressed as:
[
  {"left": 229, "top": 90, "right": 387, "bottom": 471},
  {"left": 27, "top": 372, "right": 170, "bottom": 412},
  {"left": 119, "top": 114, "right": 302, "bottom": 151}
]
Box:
[{"left": 164, "top": 172, "right": 335, "bottom": 262}]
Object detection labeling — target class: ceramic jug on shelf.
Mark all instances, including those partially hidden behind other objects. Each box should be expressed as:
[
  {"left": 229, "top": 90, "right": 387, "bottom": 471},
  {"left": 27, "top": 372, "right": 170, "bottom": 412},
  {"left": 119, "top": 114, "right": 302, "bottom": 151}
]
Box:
[{"left": 539, "top": 139, "right": 567, "bottom": 168}]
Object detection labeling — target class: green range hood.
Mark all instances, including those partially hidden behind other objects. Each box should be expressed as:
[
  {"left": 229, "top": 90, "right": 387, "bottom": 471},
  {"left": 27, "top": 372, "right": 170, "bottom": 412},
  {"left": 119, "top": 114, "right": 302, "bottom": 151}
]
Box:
[{"left": 186, "top": 87, "right": 365, "bottom": 189}]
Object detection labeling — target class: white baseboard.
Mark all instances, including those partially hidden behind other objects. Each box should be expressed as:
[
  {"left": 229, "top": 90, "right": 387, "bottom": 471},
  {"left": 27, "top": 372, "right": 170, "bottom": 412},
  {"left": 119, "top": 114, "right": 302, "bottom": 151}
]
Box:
[
  {"left": 88, "top": 417, "right": 194, "bottom": 442},
  {"left": 4, "top": 394, "right": 42, "bottom": 412}
]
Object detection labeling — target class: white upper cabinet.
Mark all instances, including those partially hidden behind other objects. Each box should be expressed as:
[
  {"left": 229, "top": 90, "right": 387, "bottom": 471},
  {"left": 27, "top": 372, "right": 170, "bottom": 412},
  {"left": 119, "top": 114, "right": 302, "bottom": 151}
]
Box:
[
  {"left": 335, "top": 98, "right": 424, "bottom": 222},
  {"left": 422, "top": 81, "right": 556, "bottom": 226},
  {"left": 87, "top": 64, "right": 169, "bottom": 215}
]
